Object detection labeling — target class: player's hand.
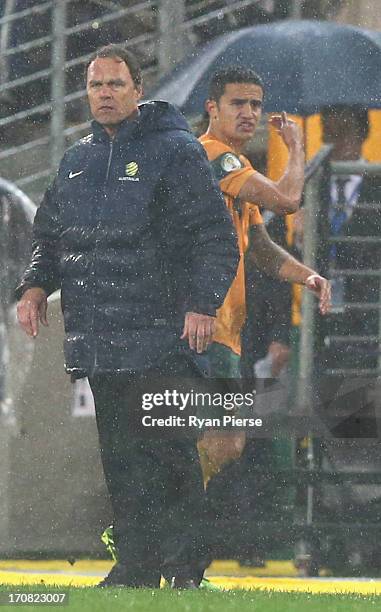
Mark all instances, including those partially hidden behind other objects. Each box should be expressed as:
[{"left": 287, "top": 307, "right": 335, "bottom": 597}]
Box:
[
  {"left": 17, "top": 287, "right": 48, "bottom": 337},
  {"left": 181, "top": 312, "right": 216, "bottom": 353},
  {"left": 269, "top": 111, "right": 303, "bottom": 150},
  {"left": 305, "top": 274, "right": 331, "bottom": 315}
]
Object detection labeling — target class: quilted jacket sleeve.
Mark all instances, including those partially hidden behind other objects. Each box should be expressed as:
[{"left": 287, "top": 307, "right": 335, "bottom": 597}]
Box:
[
  {"left": 159, "top": 137, "right": 239, "bottom": 316},
  {"left": 14, "top": 179, "right": 62, "bottom": 300}
]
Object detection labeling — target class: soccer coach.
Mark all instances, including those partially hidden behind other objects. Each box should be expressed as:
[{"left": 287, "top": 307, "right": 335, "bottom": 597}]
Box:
[{"left": 15, "top": 44, "right": 239, "bottom": 589}]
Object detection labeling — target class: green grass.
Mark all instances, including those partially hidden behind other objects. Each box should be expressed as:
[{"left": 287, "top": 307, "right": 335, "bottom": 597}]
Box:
[{"left": 1, "top": 587, "right": 381, "bottom": 612}]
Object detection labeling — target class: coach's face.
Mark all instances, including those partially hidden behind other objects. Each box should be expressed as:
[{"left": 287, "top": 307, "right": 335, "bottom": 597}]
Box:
[
  {"left": 207, "top": 82, "right": 263, "bottom": 147},
  {"left": 87, "top": 57, "right": 142, "bottom": 136}
]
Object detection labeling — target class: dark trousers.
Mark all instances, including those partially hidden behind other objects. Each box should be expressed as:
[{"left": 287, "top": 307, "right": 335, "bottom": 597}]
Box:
[{"left": 89, "top": 352, "right": 210, "bottom": 586}]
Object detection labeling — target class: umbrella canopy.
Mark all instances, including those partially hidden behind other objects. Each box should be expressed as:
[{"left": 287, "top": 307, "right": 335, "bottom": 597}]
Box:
[{"left": 152, "top": 20, "right": 381, "bottom": 117}]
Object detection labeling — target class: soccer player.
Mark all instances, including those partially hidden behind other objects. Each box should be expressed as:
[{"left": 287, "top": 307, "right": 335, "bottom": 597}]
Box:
[{"left": 197, "top": 66, "right": 330, "bottom": 473}]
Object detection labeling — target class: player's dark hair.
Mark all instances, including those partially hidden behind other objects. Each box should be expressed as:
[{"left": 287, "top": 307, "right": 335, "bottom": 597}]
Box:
[
  {"left": 85, "top": 44, "right": 142, "bottom": 88},
  {"left": 208, "top": 66, "right": 264, "bottom": 102},
  {"left": 321, "top": 104, "right": 369, "bottom": 141}
]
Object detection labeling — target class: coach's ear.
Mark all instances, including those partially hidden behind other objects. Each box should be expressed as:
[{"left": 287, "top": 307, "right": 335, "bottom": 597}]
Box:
[{"left": 134, "top": 84, "right": 143, "bottom": 103}]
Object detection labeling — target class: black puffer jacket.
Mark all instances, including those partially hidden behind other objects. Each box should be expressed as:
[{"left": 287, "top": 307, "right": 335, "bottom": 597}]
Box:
[{"left": 16, "top": 102, "right": 239, "bottom": 376}]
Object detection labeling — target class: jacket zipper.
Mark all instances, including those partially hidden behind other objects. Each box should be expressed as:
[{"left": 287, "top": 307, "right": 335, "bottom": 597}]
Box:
[{"left": 105, "top": 141, "right": 114, "bottom": 181}]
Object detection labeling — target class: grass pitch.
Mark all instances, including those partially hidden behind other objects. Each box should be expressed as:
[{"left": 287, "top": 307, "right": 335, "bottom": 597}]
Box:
[{"left": 1, "top": 587, "right": 381, "bottom": 612}]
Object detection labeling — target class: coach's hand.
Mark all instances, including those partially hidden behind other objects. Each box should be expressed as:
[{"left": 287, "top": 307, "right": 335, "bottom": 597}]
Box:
[
  {"left": 181, "top": 312, "right": 216, "bottom": 353},
  {"left": 17, "top": 287, "right": 48, "bottom": 337}
]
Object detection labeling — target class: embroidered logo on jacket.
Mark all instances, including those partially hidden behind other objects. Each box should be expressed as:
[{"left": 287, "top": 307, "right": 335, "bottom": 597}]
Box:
[
  {"left": 68, "top": 170, "right": 84, "bottom": 179},
  {"left": 126, "top": 161, "right": 138, "bottom": 176},
  {"left": 119, "top": 161, "right": 140, "bottom": 182}
]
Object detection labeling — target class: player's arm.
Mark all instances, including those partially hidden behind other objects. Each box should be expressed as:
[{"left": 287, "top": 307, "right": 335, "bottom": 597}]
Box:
[
  {"left": 247, "top": 223, "right": 331, "bottom": 315},
  {"left": 239, "top": 113, "right": 305, "bottom": 214}
]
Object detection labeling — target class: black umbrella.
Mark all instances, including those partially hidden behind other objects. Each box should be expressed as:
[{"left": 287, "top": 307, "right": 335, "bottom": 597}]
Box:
[{"left": 152, "top": 20, "right": 381, "bottom": 117}]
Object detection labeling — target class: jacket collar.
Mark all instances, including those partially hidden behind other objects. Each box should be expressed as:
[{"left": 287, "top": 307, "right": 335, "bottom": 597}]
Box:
[
  {"left": 90, "top": 101, "right": 190, "bottom": 143},
  {"left": 91, "top": 112, "right": 141, "bottom": 144}
]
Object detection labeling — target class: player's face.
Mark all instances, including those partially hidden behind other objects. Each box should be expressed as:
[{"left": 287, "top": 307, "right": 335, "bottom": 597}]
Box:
[
  {"left": 87, "top": 57, "right": 142, "bottom": 134},
  {"left": 208, "top": 82, "right": 263, "bottom": 146}
]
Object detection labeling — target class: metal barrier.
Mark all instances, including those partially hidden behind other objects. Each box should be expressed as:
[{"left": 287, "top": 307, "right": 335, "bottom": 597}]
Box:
[
  {"left": 297, "top": 157, "right": 381, "bottom": 410},
  {"left": 324, "top": 161, "right": 381, "bottom": 375},
  {"left": 297, "top": 145, "right": 333, "bottom": 415},
  {"left": 293, "top": 157, "right": 381, "bottom": 576}
]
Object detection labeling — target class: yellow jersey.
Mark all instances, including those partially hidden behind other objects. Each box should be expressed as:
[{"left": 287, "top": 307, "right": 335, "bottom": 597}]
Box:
[{"left": 199, "top": 133, "right": 263, "bottom": 355}]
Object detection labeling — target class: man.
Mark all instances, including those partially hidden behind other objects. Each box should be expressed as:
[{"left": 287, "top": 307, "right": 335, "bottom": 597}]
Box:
[
  {"left": 199, "top": 66, "right": 323, "bottom": 375},
  {"left": 15, "top": 44, "right": 239, "bottom": 588},
  {"left": 197, "top": 66, "right": 330, "bottom": 475}
]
